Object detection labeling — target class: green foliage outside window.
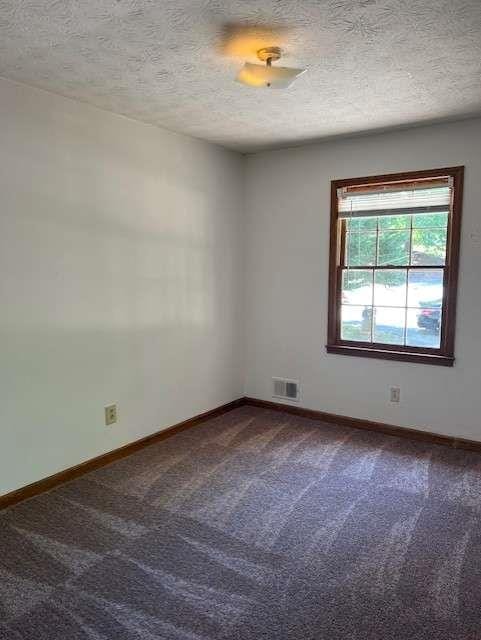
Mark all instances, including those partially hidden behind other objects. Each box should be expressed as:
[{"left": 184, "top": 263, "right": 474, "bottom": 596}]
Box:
[{"left": 344, "top": 212, "right": 447, "bottom": 289}]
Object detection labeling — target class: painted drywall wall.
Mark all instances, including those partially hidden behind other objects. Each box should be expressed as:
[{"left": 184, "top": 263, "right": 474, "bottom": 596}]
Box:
[
  {"left": 244, "top": 118, "right": 481, "bottom": 441},
  {"left": 0, "top": 78, "right": 244, "bottom": 495}
]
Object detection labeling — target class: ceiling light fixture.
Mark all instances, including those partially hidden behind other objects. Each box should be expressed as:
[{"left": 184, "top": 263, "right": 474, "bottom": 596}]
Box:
[{"left": 236, "top": 47, "right": 305, "bottom": 89}]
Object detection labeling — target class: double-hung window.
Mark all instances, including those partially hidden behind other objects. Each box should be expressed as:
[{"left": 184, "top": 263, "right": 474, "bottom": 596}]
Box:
[{"left": 327, "top": 167, "right": 464, "bottom": 366}]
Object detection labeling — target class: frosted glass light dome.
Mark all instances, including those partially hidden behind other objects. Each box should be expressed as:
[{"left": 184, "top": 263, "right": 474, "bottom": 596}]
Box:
[{"left": 236, "top": 47, "right": 305, "bottom": 89}]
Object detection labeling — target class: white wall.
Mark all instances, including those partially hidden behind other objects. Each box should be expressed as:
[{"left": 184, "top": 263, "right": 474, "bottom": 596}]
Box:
[
  {"left": 0, "top": 78, "right": 244, "bottom": 495},
  {"left": 2, "top": 78, "right": 481, "bottom": 498},
  {"left": 244, "top": 118, "right": 481, "bottom": 441}
]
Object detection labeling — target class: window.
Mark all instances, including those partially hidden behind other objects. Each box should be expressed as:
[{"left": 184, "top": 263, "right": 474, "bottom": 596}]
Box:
[{"left": 327, "top": 167, "right": 464, "bottom": 366}]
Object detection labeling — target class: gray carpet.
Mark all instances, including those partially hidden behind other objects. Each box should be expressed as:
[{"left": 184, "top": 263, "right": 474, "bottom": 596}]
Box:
[{"left": 1, "top": 406, "right": 481, "bottom": 639}]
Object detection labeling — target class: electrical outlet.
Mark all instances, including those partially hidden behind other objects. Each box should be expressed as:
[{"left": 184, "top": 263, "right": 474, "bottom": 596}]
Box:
[
  {"left": 470, "top": 231, "right": 481, "bottom": 247},
  {"left": 104, "top": 404, "right": 117, "bottom": 426},
  {"left": 390, "top": 386, "right": 401, "bottom": 403}
]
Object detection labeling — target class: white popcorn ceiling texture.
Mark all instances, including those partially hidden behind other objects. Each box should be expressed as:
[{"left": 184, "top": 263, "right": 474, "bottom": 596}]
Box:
[{"left": 0, "top": 0, "right": 480, "bottom": 152}]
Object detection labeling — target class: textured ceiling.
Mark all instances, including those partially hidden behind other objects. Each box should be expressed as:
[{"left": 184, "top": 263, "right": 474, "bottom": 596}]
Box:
[{"left": 1, "top": 0, "right": 481, "bottom": 152}]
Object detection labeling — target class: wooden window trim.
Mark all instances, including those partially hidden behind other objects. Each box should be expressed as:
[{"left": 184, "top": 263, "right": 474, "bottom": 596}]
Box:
[{"left": 326, "top": 166, "right": 464, "bottom": 366}]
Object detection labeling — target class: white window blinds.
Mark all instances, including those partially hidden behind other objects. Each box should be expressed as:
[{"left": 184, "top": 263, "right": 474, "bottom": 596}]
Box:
[{"left": 338, "top": 183, "right": 451, "bottom": 218}]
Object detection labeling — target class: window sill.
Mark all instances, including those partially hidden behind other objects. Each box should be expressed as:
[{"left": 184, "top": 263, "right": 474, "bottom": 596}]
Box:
[{"left": 325, "top": 344, "right": 454, "bottom": 367}]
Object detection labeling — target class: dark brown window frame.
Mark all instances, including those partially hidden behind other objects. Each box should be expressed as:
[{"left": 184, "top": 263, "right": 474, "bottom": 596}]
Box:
[{"left": 326, "top": 166, "right": 464, "bottom": 366}]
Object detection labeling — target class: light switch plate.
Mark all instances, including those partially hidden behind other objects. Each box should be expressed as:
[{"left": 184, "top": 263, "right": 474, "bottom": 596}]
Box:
[{"left": 390, "top": 387, "right": 401, "bottom": 403}]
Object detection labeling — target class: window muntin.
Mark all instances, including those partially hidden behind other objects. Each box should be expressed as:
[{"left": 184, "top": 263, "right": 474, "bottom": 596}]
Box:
[{"left": 327, "top": 168, "right": 464, "bottom": 366}]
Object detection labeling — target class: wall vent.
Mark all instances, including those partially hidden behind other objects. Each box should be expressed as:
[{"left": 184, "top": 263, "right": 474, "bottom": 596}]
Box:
[{"left": 272, "top": 377, "right": 300, "bottom": 402}]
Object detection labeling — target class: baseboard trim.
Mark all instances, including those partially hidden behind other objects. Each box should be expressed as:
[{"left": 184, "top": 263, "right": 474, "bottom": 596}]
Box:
[
  {"left": 0, "top": 398, "right": 244, "bottom": 511},
  {"left": 3, "top": 395, "right": 479, "bottom": 511},
  {"left": 243, "top": 397, "right": 481, "bottom": 453}
]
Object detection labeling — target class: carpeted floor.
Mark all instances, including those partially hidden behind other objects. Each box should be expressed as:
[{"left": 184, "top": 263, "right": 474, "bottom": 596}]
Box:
[{"left": 1, "top": 405, "right": 481, "bottom": 639}]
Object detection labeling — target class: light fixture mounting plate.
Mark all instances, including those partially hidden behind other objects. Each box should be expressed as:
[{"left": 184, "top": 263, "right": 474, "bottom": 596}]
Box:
[{"left": 257, "top": 47, "right": 282, "bottom": 63}]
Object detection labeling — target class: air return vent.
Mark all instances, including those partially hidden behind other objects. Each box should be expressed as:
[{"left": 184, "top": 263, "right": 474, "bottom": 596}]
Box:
[{"left": 272, "top": 377, "right": 300, "bottom": 402}]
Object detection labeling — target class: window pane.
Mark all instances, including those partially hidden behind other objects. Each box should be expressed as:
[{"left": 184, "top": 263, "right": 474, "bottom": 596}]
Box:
[
  {"left": 377, "top": 230, "right": 410, "bottom": 266},
  {"left": 341, "top": 305, "right": 372, "bottom": 342},
  {"left": 346, "top": 232, "right": 377, "bottom": 266},
  {"left": 346, "top": 216, "right": 377, "bottom": 232},
  {"left": 373, "top": 307, "right": 406, "bottom": 345},
  {"left": 332, "top": 171, "right": 459, "bottom": 361},
  {"left": 407, "top": 269, "right": 444, "bottom": 308},
  {"left": 412, "top": 211, "right": 448, "bottom": 229},
  {"left": 411, "top": 228, "right": 447, "bottom": 265},
  {"left": 378, "top": 214, "right": 410, "bottom": 230},
  {"left": 342, "top": 269, "right": 373, "bottom": 306},
  {"left": 406, "top": 308, "right": 441, "bottom": 348},
  {"left": 374, "top": 269, "right": 407, "bottom": 307}
]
